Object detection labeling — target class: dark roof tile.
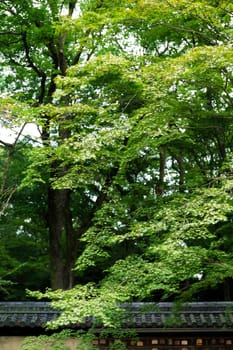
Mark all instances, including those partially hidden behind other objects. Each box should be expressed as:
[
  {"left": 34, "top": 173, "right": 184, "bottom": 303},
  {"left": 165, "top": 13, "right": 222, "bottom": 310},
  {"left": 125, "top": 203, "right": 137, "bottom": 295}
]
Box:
[
  {"left": 0, "top": 301, "right": 233, "bottom": 330},
  {"left": 0, "top": 302, "right": 59, "bottom": 328}
]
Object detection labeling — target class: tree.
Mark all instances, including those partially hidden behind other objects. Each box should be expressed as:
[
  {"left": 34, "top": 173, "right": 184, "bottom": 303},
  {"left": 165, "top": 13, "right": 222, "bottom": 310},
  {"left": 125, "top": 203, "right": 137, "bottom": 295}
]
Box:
[
  {"left": 0, "top": 0, "right": 233, "bottom": 326},
  {"left": 0, "top": 0, "right": 142, "bottom": 290},
  {"left": 0, "top": 139, "right": 50, "bottom": 299}
]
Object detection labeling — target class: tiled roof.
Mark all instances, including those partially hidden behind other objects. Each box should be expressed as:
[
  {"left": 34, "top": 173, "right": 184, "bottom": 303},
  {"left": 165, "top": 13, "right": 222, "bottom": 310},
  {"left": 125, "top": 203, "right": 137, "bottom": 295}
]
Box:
[
  {"left": 0, "top": 302, "right": 59, "bottom": 328},
  {"left": 122, "top": 302, "right": 233, "bottom": 330},
  {"left": 0, "top": 301, "right": 233, "bottom": 330}
]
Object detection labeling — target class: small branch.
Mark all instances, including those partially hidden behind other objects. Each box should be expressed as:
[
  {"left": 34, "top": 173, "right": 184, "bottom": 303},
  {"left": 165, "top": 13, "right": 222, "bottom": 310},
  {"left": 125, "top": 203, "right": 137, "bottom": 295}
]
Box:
[
  {"left": 0, "top": 123, "right": 26, "bottom": 193},
  {"left": 21, "top": 31, "right": 47, "bottom": 103},
  {"left": 21, "top": 31, "right": 44, "bottom": 77},
  {"left": 12, "top": 122, "right": 27, "bottom": 146},
  {"left": 72, "top": 47, "right": 83, "bottom": 65},
  {"left": 68, "top": 0, "right": 77, "bottom": 17},
  {"left": 0, "top": 187, "right": 15, "bottom": 218},
  {"left": 0, "top": 140, "right": 13, "bottom": 147},
  {"left": 149, "top": 22, "right": 222, "bottom": 44},
  {"left": 0, "top": 31, "right": 21, "bottom": 35}
]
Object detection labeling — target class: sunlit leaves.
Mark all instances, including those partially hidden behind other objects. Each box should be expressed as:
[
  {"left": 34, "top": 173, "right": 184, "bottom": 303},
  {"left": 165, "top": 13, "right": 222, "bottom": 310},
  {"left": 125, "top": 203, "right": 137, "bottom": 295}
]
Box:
[
  {"left": 1, "top": 0, "right": 233, "bottom": 330},
  {"left": 30, "top": 283, "right": 125, "bottom": 329}
]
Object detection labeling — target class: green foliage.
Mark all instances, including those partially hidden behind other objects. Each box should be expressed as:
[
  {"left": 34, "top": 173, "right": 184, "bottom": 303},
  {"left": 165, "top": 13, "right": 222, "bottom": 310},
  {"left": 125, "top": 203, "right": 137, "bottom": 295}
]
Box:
[
  {"left": 20, "top": 332, "right": 65, "bottom": 350},
  {"left": 109, "top": 340, "right": 127, "bottom": 350},
  {"left": 0, "top": 0, "right": 233, "bottom": 334},
  {"left": 20, "top": 329, "right": 137, "bottom": 350},
  {"left": 0, "top": 143, "right": 49, "bottom": 299},
  {"left": 21, "top": 333, "right": 72, "bottom": 350},
  {"left": 29, "top": 282, "right": 125, "bottom": 329}
]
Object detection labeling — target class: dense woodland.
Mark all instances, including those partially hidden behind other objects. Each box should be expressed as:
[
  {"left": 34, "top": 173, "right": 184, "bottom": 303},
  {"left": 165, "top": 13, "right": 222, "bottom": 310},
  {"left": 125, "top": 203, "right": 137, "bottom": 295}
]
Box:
[{"left": 0, "top": 0, "right": 233, "bottom": 328}]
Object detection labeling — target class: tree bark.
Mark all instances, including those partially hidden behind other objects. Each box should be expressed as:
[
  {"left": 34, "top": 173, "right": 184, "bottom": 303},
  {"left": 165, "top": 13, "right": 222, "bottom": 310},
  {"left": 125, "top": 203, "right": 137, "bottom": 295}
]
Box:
[
  {"left": 155, "top": 146, "right": 166, "bottom": 196},
  {"left": 224, "top": 278, "right": 231, "bottom": 301},
  {"left": 47, "top": 188, "right": 69, "bottom": 289},
  {"left": 64, "top": 190, "right": 78, "bottom": 289},
  {"left": 47, "top": 185, "right": 77, "bottom": 290}
]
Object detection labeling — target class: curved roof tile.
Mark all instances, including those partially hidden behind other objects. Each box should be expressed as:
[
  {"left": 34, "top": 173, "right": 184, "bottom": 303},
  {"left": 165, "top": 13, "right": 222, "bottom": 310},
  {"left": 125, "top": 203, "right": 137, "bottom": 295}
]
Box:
[{"left": 0, "top": 301, "right": 233, "bottom": 330}]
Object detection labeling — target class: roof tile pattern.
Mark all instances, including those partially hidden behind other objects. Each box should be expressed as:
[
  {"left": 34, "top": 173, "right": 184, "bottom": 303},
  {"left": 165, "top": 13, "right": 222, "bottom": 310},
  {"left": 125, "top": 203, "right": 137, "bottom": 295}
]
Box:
[
  {"left": 0, "top": 301, "right": 233, "bottom": 329},
  {"left": 0, "top": 302, "right": 59, "bottom": 328},
  {"left": 121, "top": 302, "right": 233, "bottom": 329}
]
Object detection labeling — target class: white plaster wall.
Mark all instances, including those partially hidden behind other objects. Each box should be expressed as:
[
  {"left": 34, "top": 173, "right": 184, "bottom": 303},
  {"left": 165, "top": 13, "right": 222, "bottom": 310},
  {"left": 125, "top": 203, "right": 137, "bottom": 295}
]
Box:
[
  {"left": 0, "top": 337, "right": 25, "bottom": 350},
  {"left": 0, "top": 336, "right": 80, "bottom": 350}
]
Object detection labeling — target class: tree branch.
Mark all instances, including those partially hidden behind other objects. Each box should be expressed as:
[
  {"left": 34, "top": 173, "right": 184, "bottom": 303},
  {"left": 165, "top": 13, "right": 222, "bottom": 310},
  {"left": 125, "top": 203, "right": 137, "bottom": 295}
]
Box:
[{"left": 21, "top": 31, "right": 47, "bottom": 103}]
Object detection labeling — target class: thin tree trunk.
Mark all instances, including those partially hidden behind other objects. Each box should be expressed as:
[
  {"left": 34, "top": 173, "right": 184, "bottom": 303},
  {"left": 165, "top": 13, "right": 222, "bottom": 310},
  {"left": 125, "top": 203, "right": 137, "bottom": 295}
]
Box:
[
  {"left": 155, "top": 146, "right": 166, "bottom": 196},
  {"left": 224, "top": 278, "right": 231, "bottom": 301}
]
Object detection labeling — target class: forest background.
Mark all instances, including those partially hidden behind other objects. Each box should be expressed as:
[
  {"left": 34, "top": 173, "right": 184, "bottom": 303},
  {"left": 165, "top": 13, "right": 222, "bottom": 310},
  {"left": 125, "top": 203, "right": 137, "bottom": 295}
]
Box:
[{"left": 0, "top": 0, "right": 233, "bottom": 330}]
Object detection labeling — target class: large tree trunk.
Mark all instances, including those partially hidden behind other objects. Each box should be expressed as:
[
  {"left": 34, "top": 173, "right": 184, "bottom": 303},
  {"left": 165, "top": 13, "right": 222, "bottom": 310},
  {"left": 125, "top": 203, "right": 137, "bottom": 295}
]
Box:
[
  {"left": 47, "top": 187, "right": 77, "bottom": 290},
  {"left": 48, "top": 188, "right": 68, "bottom": 289},
  {"left": 40, "top": 0, "right": 101, "bottom": 290},
  {"left": 64, "top": 190, "right": 78, "bottom": 289}
]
